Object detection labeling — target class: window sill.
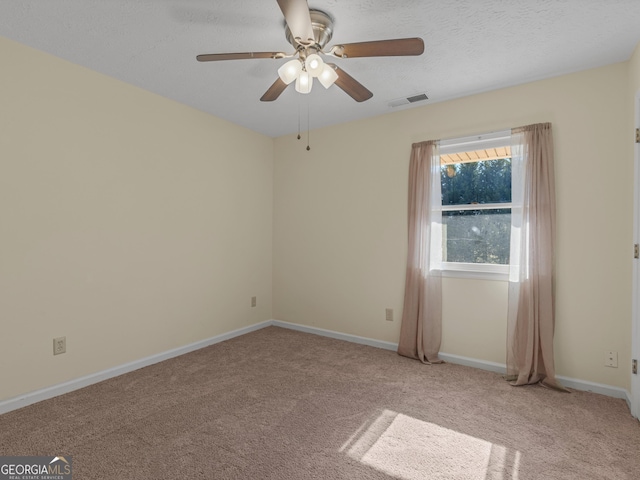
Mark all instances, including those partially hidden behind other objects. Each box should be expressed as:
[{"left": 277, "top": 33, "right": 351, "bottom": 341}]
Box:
[{"left": 440, "top": 263, "right": 509, "bottom": 282}]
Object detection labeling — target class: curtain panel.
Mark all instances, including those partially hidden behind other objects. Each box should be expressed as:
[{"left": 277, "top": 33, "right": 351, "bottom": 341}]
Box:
[
  {"left": 507, "top": 122, "right": 565, "bottom": 390},
  {"left": 397, "top": 140, "right": 443, "bottom": 364},
  {"left": 398, "top": 125, "right": 563, "bottom": 388}
]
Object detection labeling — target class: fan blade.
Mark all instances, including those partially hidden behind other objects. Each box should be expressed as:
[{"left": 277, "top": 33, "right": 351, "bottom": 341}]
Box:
[
  {"left": 330, "top": 38, "right": 424, "bottom": 58},
  {"left": 260, "top": 78, "right": 289, "bottom": 102},
  {"left": 277, "top": 0, "right": 315, "bottom": 46},
  {"left": 327, "top": 64, "right": 373, "bottom": 102},
  {"left": 197, "top": 52, "right": 283, "bottom": 62}
]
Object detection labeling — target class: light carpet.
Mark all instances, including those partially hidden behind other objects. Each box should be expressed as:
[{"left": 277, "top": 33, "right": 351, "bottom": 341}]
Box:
[{"left": 1, "top": 326, "right": 639, "bottom": 479}]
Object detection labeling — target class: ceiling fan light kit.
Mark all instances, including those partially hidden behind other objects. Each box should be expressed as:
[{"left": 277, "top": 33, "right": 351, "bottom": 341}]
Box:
[
  {"left": 197, "top": 0, "right": 425, "bottom": 102},
  {"left": 277, "top": 54, "right": 336, "bottom": 92},
  {"left": 318, "top": 64, "right": 339, "bottom": 89},
  {"left": 278, "top": 59, "right": 302, "bottom": 85},
  {"left": 295, "top": 71, "right": 313, "bottom": 94},
  {"left": 304, "top": 53, "right": 323, "bottom": 76}
]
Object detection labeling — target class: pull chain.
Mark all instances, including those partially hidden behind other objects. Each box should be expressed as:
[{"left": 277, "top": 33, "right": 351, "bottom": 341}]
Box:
[
  {"left": 297, "top": 94, "right": 301, "bottom": 140},
  {"left": 306, "top": 94, "right": 311, "bottom": 151}
]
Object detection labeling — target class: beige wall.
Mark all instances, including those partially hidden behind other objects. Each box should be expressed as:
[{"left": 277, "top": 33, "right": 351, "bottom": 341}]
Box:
[
  {"left": 630, "top": 43, "right": 640, "bottom": 94},
  {"left": 2, "top": 32, "right": 636, "bottom": 403},
  {"left": 0, "top": 37, "right": 274, "bottom": 402},
  {"left": 274, "top": 62, "right": 632, "bottom": 389}
]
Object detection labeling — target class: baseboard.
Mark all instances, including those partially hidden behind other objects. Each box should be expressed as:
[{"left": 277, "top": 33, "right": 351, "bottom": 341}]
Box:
[
  {"left": 437, "top": 352, "right": 507, "bottom": 374},
  {"left": 0, "top": 320, "right": 272, "bottom": 415},
  {"left": 2, "top": 318, "right": 632, "bottom": 415},
  {"left": 271, "top": 320, "right": 398, "bottom": 351},
  {"left": 556, "top": 375, "right": 631, "bottom": 401},
  {"left": 435, "top": 354, "right": 631, "bottom": 401},
  {"left": 271, "top": 321, "right": 632, "bottom": 402}
]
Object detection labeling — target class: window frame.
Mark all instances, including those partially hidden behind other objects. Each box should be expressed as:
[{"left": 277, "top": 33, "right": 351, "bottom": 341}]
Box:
[{"left": 438, "top": 130, "right": 512, "bottom": 281}]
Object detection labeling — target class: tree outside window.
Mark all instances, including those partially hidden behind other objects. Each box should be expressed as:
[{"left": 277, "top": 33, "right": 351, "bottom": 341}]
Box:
[{"left": 441, "top": 156, "right": 512, "bottom": 265}]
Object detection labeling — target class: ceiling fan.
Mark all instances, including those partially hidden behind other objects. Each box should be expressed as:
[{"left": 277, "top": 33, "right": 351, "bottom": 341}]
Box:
[{"left": 196, "top": 0, "right": 424, "bottom": 103}]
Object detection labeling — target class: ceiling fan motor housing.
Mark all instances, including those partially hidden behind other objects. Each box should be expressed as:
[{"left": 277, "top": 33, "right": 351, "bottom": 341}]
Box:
[{"left": 285, "top": 9, "right": 334, "bottom": 51}]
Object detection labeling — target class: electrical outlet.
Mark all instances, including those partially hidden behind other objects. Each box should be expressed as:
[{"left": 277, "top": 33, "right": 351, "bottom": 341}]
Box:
[
  {"left": 385, "top": 308, "right": 394, "bottom": 322},
  {"left": 251, "top": 296, "right": 257, "bottom": 308},
  {"left": 604, "top": 351, "right": 618, "bottom": 368},
  {"left": 53, "top": 336, "right": 66, "bottom": 356}
]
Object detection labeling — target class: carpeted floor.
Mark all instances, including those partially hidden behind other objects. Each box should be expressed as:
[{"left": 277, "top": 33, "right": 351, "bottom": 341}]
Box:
[{"left": 1, "top": 326, "right": 639, "bottom": 479}]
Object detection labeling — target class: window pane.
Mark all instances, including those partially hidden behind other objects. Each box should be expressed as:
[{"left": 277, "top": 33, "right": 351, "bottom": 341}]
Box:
[
  {"left": 441, "top": 158, "right": 511, "bottom": 206},
  {"left": 443, "top": 209, "right": 511, "bottom": 264}
]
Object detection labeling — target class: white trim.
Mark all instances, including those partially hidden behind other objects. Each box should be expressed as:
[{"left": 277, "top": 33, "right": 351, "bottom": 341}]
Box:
[
  {"left": 271, "top": 320, "right": 398, "bottom": 351},
  {"left": 439, "top": 130, "right": 511, "bottom": 154},
  {"left": 631, "top": 89, "right": 640, "bottom": 419},
  {"left": 440, "top": 269, "right": 508, "bottom": 282},
  {"left": 442, "top": 203, "right": 512, "bottom": 212},
  {"left": 555, "top": 375, "right": 631, "bottom": 402},
  {"left": 436, "top": 352, "right": 630, "bottom": 400},
  {"left": 437, "top": 352, "right": 507, "bottom": 374},
  {"left": 272, "top": 322, "right": 632, "bottom": 401},
  {"left": 1, "top": 319, "right": 631, "bottom": 415},
  {"left": 0, "top": 321, "right": 272, "bottom": 415},
  {"left": 441, "top": 262, "right": 509, "bottom": 281}
]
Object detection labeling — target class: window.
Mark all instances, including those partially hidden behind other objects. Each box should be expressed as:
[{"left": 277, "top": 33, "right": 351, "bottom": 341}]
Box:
[{"left": 439, "top": 131, "right": 512, "bottom": 278}]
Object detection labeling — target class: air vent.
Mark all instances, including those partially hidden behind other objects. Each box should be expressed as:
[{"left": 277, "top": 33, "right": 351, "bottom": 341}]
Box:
[
  {"left": 407, "top": 93, "right": 428, "bottom": 103},
  {"left": 388, "top": 93, "right": 429, "bottom": 108}
]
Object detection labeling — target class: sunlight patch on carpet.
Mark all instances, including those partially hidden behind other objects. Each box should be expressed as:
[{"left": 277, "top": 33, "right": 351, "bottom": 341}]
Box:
[{"left": 342, "top": 409, "right": 521, "bottom": 480}]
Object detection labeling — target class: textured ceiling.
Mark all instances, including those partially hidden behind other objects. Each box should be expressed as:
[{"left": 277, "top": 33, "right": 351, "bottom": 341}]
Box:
[{"left": 1, "top": 0, "right": 640, "bottom": 137}]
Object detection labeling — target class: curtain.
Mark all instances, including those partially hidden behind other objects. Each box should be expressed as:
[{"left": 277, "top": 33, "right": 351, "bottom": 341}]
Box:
[
  {"left": 398, "top": 140, "right": 443, "bottom": 364},
  {"left": 507, "top": 123, "right": 565, "bottom": 390}
]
